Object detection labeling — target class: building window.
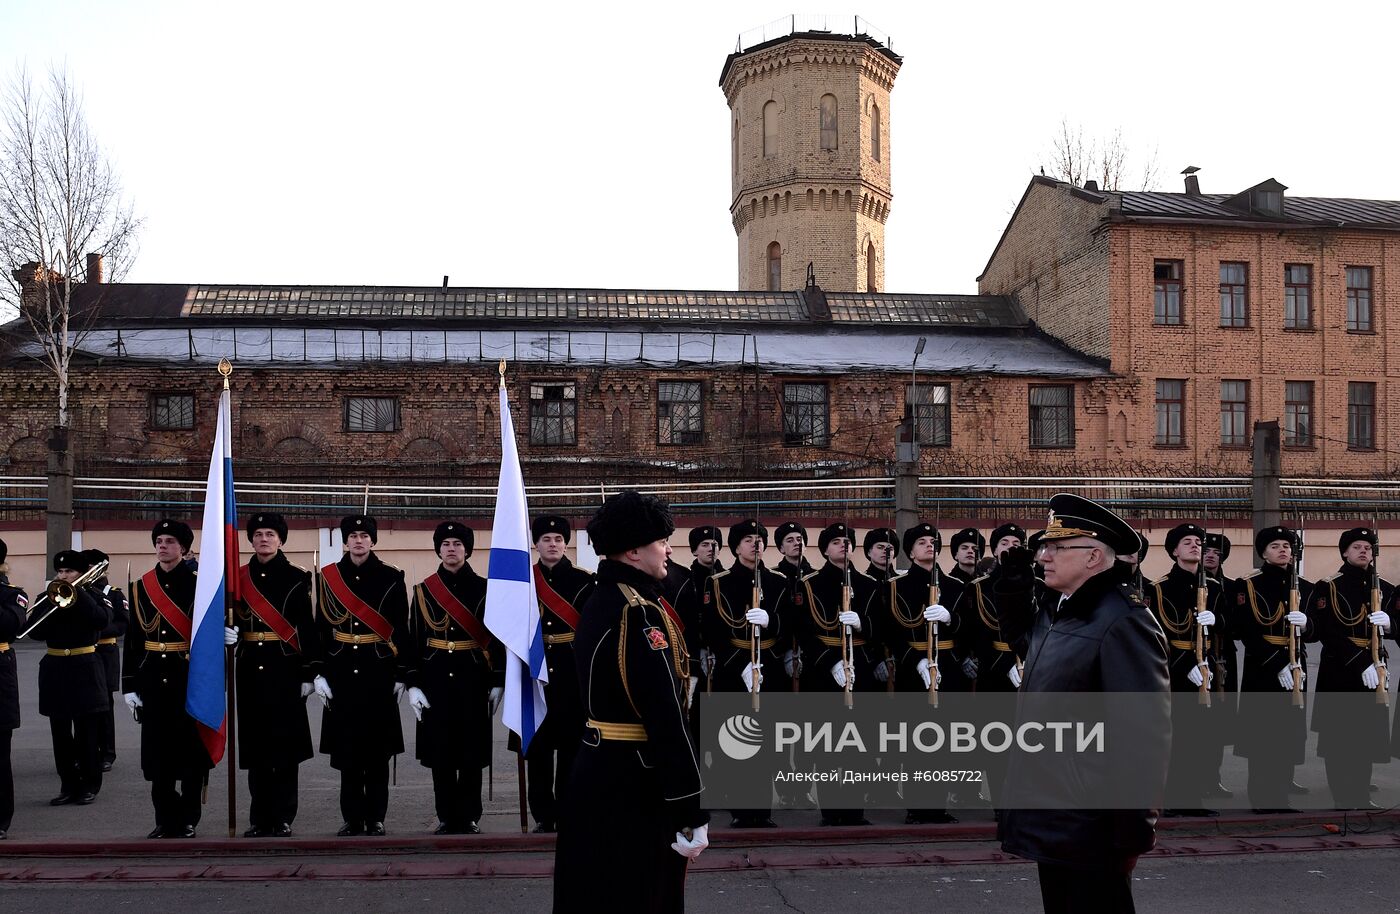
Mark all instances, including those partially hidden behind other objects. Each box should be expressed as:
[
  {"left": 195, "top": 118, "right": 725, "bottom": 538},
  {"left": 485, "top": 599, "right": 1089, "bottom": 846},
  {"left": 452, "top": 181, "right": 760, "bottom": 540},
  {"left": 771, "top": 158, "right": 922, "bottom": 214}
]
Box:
[
  {"left": 529, "top": 382, "right": 576, "bottom": 446},
  {"left": 732, "top": 119, "right": 739, "bottom": 183},
  {"left": 866, "top": 241, "right": 878, "bottom": 292},
  {"left": 1153, "top": 259, "right": 1183, "bottom": 325},
  {"left": 871, "top": 103, "right": 881, "bottom": 162},
  {"left": 1347, "top": 266, "right": 1373, "bottom": 332},
  {"left": 819, "top": 93, "right": 838, "bottom": 150},
  {"left": 1284, "top": 381, "right": 1314, "bottom": 447},
  {"left": 783, "top": 382, "right": 829, "bottom": 447},
  {"left": 1155, "top": 379, "right": 1185, "bottom": 446},
  {"left": 762, "top": 101, "right": 777, "bottom": 158},
  {"left": 1284, "top": 264, "right": 1313, "bottom": 329},
  {"left": 345, "top": 396, "right": 400, "bottom": 433},
  {"left": 1220, "top": 380, "right": 1249, "bottom": 447},
  {"left": 767, "top": 241, "right": 782, "bottom": 292},
  {"left": 150, "top": 393, "right": 195, "bottom": 431},
  {"left": 1348, "top": 382, "right": 1376, "bottom": 450},
  {"left": 657, "top": 381, "right": 703, "bottom": 445},
  {"left": 1219, "top": 262, "right": 1248, "bottom": 327},
  {"left": 1029, "top": 385, "right": 1074, "bottom": 449},
  {"left": 907, "top": 383, "right": 951, "bottom": 447}
]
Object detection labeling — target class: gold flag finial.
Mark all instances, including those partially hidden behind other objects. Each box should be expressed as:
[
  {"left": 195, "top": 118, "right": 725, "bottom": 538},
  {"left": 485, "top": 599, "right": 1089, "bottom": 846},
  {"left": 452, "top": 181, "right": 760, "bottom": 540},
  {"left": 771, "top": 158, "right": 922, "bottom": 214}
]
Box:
[{"left": 218, "top": 358, "right": 233, "bottom": 389}]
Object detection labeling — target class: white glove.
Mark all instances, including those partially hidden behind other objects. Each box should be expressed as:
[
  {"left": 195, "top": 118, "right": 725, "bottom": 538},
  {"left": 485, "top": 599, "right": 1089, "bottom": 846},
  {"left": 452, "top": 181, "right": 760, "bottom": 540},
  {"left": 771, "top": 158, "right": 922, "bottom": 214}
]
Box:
[
  {"left": 686, "top": 676, "right": 697, "bottom": 705},
  {"left": 916, "top": 657, "right": 942, "bottom": 690},
  {"left": 831, "top": 660, "right": 853, "bottom": 688},
  {"left": 1286, "top": 610, "right": 1308, "bottom": 628},
  {"left": 313, "top": 674, "right": 333, "bottom": 706},
  {"left": 741, "top": 661, "right": 762, "bottom": 691},
  {"left": 1195, "top": 610, "right": 1216, "bottom": 628},
  {"left": 838, "top": 610, "right": 861, "bottom": 631},
  {"left": 923, "top": 604, "right": 951, "bottom": 624},
  {"left": 489, "top": 686, "right": 504, "bottom": 716},
  {"left": 783, "top": 649, "right": 798, "bottom": 678},
  {"left": 1369, "top": 611, "right": 1391, "bottom": 632},
  {"left": 874, "top": 659, "right": 889, "bottom": 683},
  {"left": 1008, "top": 665, "right": 1022, "bottom": 688},
  {"left": 393, "top": 681, "right": 407, "bottom": 702},
  {"left": 700, "top": 648, "right": 716, "bottom": 677},
  {"left": 1362, "top": 664, "right": 1381, "bottom": 690},
  {"left": 1188, "top": 664, "right": 1214, "bottom": 688},
  {"left": 123, "top": 692, "right": 143, "bottom": 716},
  {"left": 745, "top": 608, "right": 769, "bottom": 628},
  {"left": 223, "top": 625, "right": 239, "bottom": 646},
  {"left": 300, "top": 681, "right": 314, "bottom": 700},
  {"left": 1278, "top": 664, "right": 1302, "bottom": 690},
  {"left": 670, "top": 823, "right": 709, "bottom": 860},
  {"left": 407, "top": 686, "right": 430, "bottom": 721}
]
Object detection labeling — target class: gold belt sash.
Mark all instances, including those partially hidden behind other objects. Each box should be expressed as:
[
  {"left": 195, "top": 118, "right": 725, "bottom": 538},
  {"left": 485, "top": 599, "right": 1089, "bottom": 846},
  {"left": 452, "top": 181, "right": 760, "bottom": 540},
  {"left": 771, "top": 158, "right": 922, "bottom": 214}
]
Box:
[
  {"left": 1348, "top": 636, "right": 1372, "bottom": 648},
  {"left": 992, "top": 640, "right": 1013, "bottom": 653},
  {"left": 1262, "top": 634, "right": 1291, "bottom": 646},
  {"left": 907, "top": 639, "right": 955, "bottom": 651},
  {"left": 242, "top": 631, "right": 284, "bottom": 643},
  {"left": 818, "top": 634, "right": 866, "bottom": 647},
  {"left": 0, "top": 642, "right": 9, "bottom": 652},
  {"left": 1169, "top": 639, "right": 1195, "bottom": 651},
  {"left": 46, "top": 645, "right": 97, "bottom": 657},
  {"left": 97, "top": 637, "right": 118, "bottom": 646},
  {"left": 587, "top": 719, "right": 648, "bottom": 741},
  {"left": 427, "top": 637, "right": 481, "bottom": 651},
  {"left": 333, "top": 631, "right": 383, "bottom": 645},
  {"left": 729, "top": 637, "right": 777, "bottom": 650},
  {"left": 144, "top": 640, "right": 190, "bottom": 652},
  {"left": 544, "top": 632, "right": 575, "bottom": 645}
]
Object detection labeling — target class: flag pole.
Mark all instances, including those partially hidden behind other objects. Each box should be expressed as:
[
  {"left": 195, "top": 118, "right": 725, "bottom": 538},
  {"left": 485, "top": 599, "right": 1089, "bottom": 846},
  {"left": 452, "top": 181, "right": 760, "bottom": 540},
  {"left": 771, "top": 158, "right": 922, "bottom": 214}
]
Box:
[
  {"left": 220, "top": 358, "right": 239, "bottom": 838},
  {"left": 502, "top": 360, "right": 531, "bottom": 834}
]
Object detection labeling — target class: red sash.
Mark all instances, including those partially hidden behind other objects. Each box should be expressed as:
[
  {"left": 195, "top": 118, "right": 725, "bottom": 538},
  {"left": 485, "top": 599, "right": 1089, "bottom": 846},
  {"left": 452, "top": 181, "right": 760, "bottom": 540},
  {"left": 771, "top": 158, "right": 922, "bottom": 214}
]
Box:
[
  {"left": 321, "top": 562, "right": 397, "bottom": 645},
  {"left": 659, "top": 596, "right": 685, "bottom": 635},
  {"left": 237, "top": 565, "right": 302, "bottom": 652},
  {"left": 141, "top": 569, "right": 192, "bottom": 642},
  {"left": 422, "top": 572, "right": 491, "bottom": 646},
  {"left": 534, "top": 565, "right": 581, "bottom": 630}
]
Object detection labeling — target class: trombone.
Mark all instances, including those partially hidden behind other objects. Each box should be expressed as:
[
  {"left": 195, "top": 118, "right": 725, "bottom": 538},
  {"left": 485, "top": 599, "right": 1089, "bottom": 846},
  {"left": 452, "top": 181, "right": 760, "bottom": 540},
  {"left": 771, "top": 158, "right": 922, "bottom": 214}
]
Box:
[{"left": 20, "top": 559, "right": 111, "bottom": 639}]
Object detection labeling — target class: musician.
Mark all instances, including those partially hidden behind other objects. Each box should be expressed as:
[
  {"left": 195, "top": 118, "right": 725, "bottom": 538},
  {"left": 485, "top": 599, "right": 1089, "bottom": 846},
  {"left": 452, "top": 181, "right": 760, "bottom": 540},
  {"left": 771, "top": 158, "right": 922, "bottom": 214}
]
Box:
[
  {"left": 1307, "top": 528, "right": 1392, "bottom": 810},
  {"left": 553, "top": 492, "right": 707, "bottom": 913},
  {"left": 0, "top": 538, "right": 29, "bottom": 840},
  {"left": 948, "top": 528, "right": 985, "bottom": 585},
  {"left": 122, "top": 519, "right": 212, "bottom": 838},
  {"left": 1201, "top": 532, "right": 1238, "bottom": 800},
  {"left": 1144, "top": 523, "right": 1224, "bottom": 816},
  {"left": 1230, "top": 526, "right": 1313, "bottom": 813},
  {"left": 231, "top": 513, "right": 315, "bottom": 837},
  {"left": 523, "top": 514, "right": 596, "bottom": 833},
  {"left": 407, "top": 521, "right": 503, "bottom": 834},
  {"left": 313, "top": 514, "right": 410, "bottom": 837},
  {"left": 83, "top": 549, "right": 127, "bottom": 772}
]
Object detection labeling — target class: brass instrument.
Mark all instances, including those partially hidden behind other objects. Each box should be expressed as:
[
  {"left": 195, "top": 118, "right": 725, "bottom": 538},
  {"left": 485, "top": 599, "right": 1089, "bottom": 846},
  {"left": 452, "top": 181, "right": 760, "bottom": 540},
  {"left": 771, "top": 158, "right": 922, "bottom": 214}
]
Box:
[{"left": 20, "top": 559, "right": 111, "bottom": 639}]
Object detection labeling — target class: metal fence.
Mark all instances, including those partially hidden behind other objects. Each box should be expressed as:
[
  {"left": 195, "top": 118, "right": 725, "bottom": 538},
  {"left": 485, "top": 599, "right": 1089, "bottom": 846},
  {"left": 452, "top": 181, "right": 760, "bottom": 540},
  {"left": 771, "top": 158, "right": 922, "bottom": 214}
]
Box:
[{"left": 735, "top": 15, "right": 892, "bottom": 53}]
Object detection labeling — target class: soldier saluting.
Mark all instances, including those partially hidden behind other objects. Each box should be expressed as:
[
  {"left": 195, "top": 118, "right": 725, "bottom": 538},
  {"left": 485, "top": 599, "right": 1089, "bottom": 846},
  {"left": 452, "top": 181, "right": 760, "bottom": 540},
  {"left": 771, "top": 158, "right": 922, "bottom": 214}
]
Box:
[
  {"left": 313, "top": 514, "right": 409, "bottom": 837},
  {"left": 230, "top": 513, "right": 315, "bottom": 837}
]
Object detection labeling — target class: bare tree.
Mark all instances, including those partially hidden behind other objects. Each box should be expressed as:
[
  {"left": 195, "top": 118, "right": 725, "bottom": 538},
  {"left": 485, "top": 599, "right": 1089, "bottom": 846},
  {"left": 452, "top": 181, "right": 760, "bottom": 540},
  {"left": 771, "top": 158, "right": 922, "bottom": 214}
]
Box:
[
  {"left": 0, "top": 65, "right": 140, "bottom": 558},
  {"left": 1042, "top": 118, "right": 1160, "bottom": 192}
]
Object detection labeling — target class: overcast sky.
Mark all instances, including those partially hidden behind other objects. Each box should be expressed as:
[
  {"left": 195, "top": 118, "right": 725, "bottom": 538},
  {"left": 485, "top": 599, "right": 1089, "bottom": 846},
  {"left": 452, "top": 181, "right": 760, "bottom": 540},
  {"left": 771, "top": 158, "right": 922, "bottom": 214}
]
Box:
[{"left": 4, "top": 0, "right": 1397, "bottom": 298}]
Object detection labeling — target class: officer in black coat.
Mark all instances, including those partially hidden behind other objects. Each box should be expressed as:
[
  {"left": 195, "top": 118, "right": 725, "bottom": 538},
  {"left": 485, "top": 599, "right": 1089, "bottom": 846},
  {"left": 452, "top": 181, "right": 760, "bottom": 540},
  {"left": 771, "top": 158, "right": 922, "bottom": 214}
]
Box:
[
  {"left": 83, "top": 549, "right": 127, "bottom": 771},
  {"left": 406, "top": 521, "right": 503, "bottom": 834},
  {"left": 1144, "top": 523, "right": 1224, "bottom": 816},
  {"left": 1307, "top": 527, "right": 1392, "bottom": 810},
  {"left": 997, "top": 494, "right": 1170, "bottom": 914},
  {"left": 30, "top": 549, "right": 111, "bottom": 806},
  {"left": 1201, "top": 532, "right": 1238, "bottom": 800},
  {"left": 122, "top": 519, "right": 213, "bottom": 838},
  {"left": 312, "top": 514, "right": 410, "bottom": 837},
  {"left": 1229, "top": 526, "right": 1314, "bottom": 813},
  {"left": 553, "top": 492, "right": 708, "bottom": 914},
  {"left": 0, "top": 538, "right": 29, "bottom": 839},
  {"left": 231, "top": 513, "right": 315, "bottom": 837}
]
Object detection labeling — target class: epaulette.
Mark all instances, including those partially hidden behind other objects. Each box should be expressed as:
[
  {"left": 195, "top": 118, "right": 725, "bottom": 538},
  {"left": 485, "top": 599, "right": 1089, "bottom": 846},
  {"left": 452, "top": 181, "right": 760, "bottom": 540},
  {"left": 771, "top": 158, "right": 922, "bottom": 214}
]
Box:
[
  {"left": 801, "top": 571, "right": 821, "bottom": 583},
  {"left": 970, "top": 573, "right": 992, "bottom": 585},
  {"left": 711, "top": 568, "right": 730, "bottom": 580},
  {"left": 1150, "top": 574, "right": 1170, "bottom": 586},
  {"left": 1319, "top": 571, "right": 1342, "bottom": 583},
  {"left": 1238, "top": 569, "right": 1261, "bottom": 580}
]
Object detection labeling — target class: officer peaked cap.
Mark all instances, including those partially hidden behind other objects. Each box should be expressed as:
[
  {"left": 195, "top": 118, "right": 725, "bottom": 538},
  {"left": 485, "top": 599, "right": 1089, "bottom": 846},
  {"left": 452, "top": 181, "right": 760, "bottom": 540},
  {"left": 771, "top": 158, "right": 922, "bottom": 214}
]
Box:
[{"left": 1041, "top": 494, "right": 1139, "bottom": 555}]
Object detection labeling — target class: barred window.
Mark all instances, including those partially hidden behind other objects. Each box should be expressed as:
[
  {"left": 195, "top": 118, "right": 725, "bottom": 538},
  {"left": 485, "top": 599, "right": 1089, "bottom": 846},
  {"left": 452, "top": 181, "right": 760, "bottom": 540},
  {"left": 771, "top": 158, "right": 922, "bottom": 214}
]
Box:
[
  {"left": 657, "top": 381, "right": 703, "bottom": 445},
  {"left": 150, "top": 393, "right": 195, "bottom": 430},
  {"left": 1347, "top": 266, "right": 1373, "bottom": 332},
  {"left": 1348, "top": 382, "right": 1376, "bottom": 450},
  {"left": 1284, "top": 264, "right": 1313, "bottom": 329},
  {"left": 345, "top": 396, "right": 400, "bottom": 433},
  {"left": 1153, "top": 260, "right": 1183, "bottom": 325},
  {"left": 1284, "top": 381, "right": 1313, "bottom": 447},
  {"left": 1029, "top": 385, "right": 1074, "bottom": 449},
  {"left": 1219, "top": 262, "right": 1248, "bottom": 327},
  {"left": 783, "top": 382, "right": 829, "bottom": 447},
  {"left": 529, "top": 382, "right": 576, "bottom": 446},
  {"left": 906, "top": 383, "right": 951, "bottom": 447},
  {"left": 1155, "top": 379, "right": 1185, "bottom": 446},
  {"left": 1220, "top": 381, "right": 1249, "bottom": 447}
]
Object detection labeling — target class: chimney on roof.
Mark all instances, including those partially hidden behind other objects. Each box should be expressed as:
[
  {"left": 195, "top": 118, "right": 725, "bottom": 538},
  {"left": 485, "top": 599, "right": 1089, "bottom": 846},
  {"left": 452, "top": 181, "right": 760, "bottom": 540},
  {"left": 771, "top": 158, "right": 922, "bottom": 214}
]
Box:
[
  {"left": 85, "top": 252, "right": 104, "bottom": 284},
  {"left": 1083, "top": 180, "right": 1099, "bottom": 192},
  {"left": 1181, "top": 166, "right": 1201, "bottom": 196}
]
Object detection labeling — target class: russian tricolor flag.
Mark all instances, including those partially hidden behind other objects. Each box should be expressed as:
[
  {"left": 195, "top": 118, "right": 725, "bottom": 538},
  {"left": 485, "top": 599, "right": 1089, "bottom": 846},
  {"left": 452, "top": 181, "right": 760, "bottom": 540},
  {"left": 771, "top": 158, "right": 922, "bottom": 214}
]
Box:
[
  {"left": 484, "top": 379, "right": 548, "bottom": 754},
  {"left": 186, "top": 383, "right": 236, "bottom": 764}
]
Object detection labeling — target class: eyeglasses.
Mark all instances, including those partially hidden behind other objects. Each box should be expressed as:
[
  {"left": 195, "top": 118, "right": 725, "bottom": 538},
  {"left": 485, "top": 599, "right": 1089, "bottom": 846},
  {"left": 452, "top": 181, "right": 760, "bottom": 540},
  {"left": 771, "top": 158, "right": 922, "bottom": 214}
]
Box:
[{"left": 1034, "top": 543, "right": 1101, "bottom": 557}]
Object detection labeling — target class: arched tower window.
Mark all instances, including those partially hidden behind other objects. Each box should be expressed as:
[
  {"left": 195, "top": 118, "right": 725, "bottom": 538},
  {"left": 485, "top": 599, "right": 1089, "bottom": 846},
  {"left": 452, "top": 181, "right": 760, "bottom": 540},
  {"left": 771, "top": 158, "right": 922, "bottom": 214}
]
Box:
[
  {"left": 767, "top": 242, "right": 782, "bottom": 292},
  {"left": 866, "top": 242, "right": 879, "bottom": 292},
  {"left": 871, "top": 104, "right": 881, "bottom": 162},
  {"left": 819, "top": 94, "right": 838, "bottom": 150},
  {"left": 732, "top": 119, "right": 739, "bottom": 182},
  {"left": 762, "top": 101, "right": 778, "bottom": 157}
]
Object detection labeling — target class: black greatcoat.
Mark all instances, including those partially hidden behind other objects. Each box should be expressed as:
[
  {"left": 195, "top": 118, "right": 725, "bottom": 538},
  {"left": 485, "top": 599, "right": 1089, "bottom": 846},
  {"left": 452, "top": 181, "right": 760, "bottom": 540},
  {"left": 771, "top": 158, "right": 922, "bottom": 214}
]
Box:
[
  {"left": 671, "top": 559, "right": 721, "bottom": 664},
  {"left": 553, "top": 560, "right": 707, "bottom": 914},
  {"left": 1229, "top": 565, "right": 1314, "bottom": 763},
  {"left": 30, "top": 583, "right": 110, "bottom": 718},
  {"left": 408, "top": 563, "right": 501, "bottom": 769},
  {"left": 957, "top": 566, "right": 1032, "bottom": 693},
  {"left": 96, "top": 583, "right": 128, "bottom": 694},
  {"left": 122, "top": 563, "right": 214, "bottom": 779},
  {"left": 795, "top": 562, "right": 881, "bottom": 691},
  {"left": 885, "top": 563, "right": 964, "bottom": 691},
  {"left": 234, "top": 552, "right": 315, "bottom": 769},
  {"left": 313, "top": 553, "right": 408, "bottom": 768},
  {"left": 525, "top": 557, "right": 595, "bottom": 756},
  {"left": 0, "top": 575, "right": 29, "bottom": 731},
  {"left": 1307, "top": 564, "right": 1392, "bottom": 761},
  {"left": 702, "top": 562, "right": 788, "bottom": 693}
]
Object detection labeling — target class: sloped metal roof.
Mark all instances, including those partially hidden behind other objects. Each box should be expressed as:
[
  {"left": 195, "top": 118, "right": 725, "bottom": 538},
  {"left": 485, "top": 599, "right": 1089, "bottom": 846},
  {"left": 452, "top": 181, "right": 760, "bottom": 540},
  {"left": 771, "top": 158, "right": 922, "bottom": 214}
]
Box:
[{"left": 1118, "top": 192, "right": 1400, "bottom": 229}]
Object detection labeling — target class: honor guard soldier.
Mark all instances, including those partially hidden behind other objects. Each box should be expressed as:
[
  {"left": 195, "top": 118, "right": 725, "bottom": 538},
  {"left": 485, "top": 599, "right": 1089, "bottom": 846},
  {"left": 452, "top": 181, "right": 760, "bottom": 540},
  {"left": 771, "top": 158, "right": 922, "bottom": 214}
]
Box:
[
  {"left": 313, "top": 514, "right": 410, "bottom": 837},
  {"left": 553, "top": 492, "right": 707, "bottom": 913},
  {"left": 1308, "top": 528, "right": 1392, "bottom": 810},
  {"left": 230, "top": 513, "right": 315, "bottom": 837},
  {"left": 948, "top": 528, "right": 985, "bottom": 585},
  {"left": 703, "top": 519, "right": 786, "bottom": 827},
  {"left": 772, "top": 521, "right": 812, "bottom": 687},
  {"left": 1201, "top": 532, "right": 1238, "bottom": 799},
  {"left": 31, "top": 550, "right": 111, "bottom": 807},
  {"left": 672, "top": 524, "right": 722, "bottom": 695},
  {"left": 524, "top": 514, "right": 596, "bottom": 833},
  {"left": 863, "top": 527, "right": 898, "bottom": 582},
  {"left": 406, "top": 521, "right": 503, "bottom": 835},
  {"left": 123, "top": 519, "right": 212, "bottom": 838},
  {"left": 1145, "top": 523, "right": 1224, "bottom": 816},
  {"left": 0, "top": 538, "right": 28, "bottom": 839},
  {"left": 1231, "top": 526, "right": 1313, "bottom": 813},
  {"left": 83, "top": 549, "right": 127, "bottom": 772}
]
